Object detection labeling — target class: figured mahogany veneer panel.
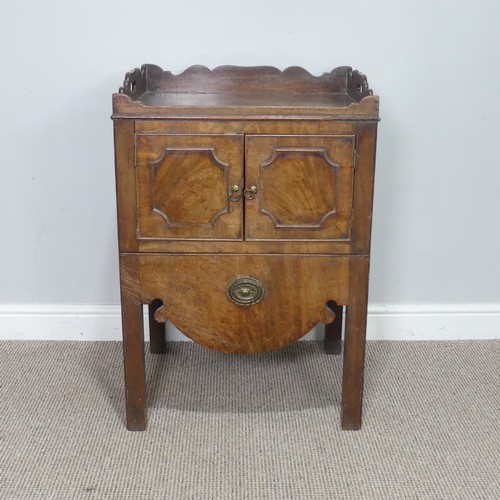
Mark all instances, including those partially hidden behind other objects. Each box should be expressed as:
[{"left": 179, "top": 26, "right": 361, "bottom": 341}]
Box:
[
  {"left": 260, "top": 149, "right": 339, "bottom": 227},
  {"left": 151, "top": 149, "right": 228, "bottom": 226},
  {"left": 135, "top": 119, "right": 357, "bottom": 136},
  {"left": 245, "top": 135, "right": 355, "bottom": 240},
  {"left": 129, "top": 254, "right": 363, "bottom": 353},
  {"left": 136, "top": 134, "right": 243, "bottom": 240}
]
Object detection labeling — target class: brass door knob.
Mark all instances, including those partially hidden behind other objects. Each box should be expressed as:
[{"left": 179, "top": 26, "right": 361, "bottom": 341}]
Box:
[
  {"left": 227, "top": 185, "right": 242, "bottom": 202},
  {"left": 243, "top": 185, "right": 257, "bottom": 200}
]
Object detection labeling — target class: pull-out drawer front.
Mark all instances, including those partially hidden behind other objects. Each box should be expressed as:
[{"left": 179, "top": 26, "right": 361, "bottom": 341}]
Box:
[
  {"left": 130, "top": 253, "right": 363, "bottom": 353},
  {"left": 136, "top": 134, "right": 244, "bottom": 240},
  {"left": 245, "top": 135, "right": 355, "bottom": 241}
]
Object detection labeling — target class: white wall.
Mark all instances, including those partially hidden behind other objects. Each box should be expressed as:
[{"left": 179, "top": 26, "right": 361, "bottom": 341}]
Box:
[{"left": 1, "top": 1, "right": 499, "bottom": 338}]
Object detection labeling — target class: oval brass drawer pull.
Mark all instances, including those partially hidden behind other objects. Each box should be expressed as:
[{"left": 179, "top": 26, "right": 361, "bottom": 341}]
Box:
[{"left": 226, "top": 276, "right": 265, "bottom": 306}]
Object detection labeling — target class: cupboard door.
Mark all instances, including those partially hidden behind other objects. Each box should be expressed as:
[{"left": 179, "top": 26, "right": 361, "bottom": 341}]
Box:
[
  {"left": 136, "top": 134, "right": 243, "bottom": 240},
  {"left": 245, "top": 135, "right": 355, "bottom": 241}
]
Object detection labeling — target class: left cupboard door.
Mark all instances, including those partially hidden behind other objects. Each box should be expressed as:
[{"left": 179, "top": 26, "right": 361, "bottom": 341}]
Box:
[{"left": 135, "top": 134, "right": 244, "bottom": 240}]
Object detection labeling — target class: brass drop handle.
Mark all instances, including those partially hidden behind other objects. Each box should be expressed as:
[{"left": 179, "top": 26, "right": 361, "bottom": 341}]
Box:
[
  {"left": 244, "top": 185, "right": 257, "bottom": 200},
  {"left": 228, "top": 185, "right": 242, "bottom": 202}
]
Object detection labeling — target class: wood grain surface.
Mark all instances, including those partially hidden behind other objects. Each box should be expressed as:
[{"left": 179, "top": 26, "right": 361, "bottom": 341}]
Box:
[
  {"left": 120, "top": 254, "right": 369, "bottom": 354},
  {"left": 245, "top": 135, "right": 355, "bottom": 241},
  {"left": 136, "top": 134, "right": 243, "bottom": 240}
]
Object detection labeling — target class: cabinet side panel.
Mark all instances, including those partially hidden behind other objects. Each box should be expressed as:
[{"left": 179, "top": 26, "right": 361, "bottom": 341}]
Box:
[
  {"left": 352, "top": 123, "right": 378, "bottom": 254},
  {"left": 114, "top": 120, "right": 138, "bottom": 252}
]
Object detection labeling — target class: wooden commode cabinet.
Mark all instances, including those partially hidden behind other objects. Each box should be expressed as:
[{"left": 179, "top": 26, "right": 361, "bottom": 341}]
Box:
[{"left": 112, "top": 64, "right": 379, "bottom": 431}]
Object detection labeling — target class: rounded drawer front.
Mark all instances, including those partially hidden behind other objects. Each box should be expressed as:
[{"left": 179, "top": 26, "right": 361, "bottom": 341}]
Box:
[{"left": 137, "top": 254, "right": 352, "bottom": 353}]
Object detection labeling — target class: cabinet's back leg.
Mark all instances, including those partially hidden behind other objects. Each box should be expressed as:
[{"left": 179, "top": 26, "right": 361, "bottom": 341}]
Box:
[
  {"left": 148, "top": 299, "right": 167, "bottom": 354},
  {"left": 324, "top": 301, "right": 343, "bottom": 354}
]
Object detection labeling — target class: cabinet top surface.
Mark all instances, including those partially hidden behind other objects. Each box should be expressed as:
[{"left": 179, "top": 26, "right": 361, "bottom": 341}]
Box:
[{"left": 112, "top": 64, "right": 379, "bottom": 120}]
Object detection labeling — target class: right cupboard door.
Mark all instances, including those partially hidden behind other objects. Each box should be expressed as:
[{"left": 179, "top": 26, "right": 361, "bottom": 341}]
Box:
[{"left": 245, "top": 135, "right": 356, "bottom": 241}]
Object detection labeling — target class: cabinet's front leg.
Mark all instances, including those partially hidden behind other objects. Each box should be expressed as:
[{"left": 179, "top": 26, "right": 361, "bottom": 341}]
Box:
[
  {"left": 324, "top": 302, "right": 343, "bottom": 355},
  {"left": 341, "top": 260, "right": 369, "bottom": 430},
  {"left": 120, "top": 257, "right": 147, "bottom": 431},
  {"left": 149, "top": 299, "right": 167, "bottom": 354}
]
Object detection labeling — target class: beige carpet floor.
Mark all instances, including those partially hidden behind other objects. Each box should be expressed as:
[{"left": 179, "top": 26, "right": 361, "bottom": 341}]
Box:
[{"left": 1, "top": 340, "right": 499, "bottom": 499}]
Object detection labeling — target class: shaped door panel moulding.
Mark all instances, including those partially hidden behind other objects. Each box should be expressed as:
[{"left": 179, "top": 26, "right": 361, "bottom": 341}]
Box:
[
  {"left": 135, "top": 134, "right": 244, "bottom": 241},
  {"left": 260, "top": 148, "right": 339, "bottom": 228},
  {"left": 150, "top": 148, "right": 229, "bottom": 227}
]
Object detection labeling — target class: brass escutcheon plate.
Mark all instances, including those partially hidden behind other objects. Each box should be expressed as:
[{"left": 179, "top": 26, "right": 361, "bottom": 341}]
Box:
[{"left": 226, "top": 276, "right": 265, "bottom": 306}]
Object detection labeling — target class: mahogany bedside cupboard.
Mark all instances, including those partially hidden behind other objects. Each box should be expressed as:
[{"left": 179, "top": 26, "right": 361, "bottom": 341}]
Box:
[{"left": 111, "top": 64, "right": 379, "bottom": 431}]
